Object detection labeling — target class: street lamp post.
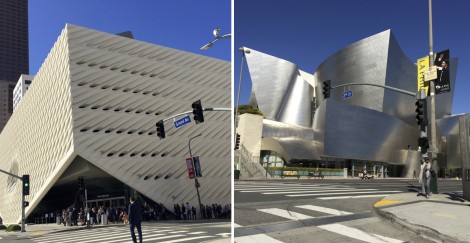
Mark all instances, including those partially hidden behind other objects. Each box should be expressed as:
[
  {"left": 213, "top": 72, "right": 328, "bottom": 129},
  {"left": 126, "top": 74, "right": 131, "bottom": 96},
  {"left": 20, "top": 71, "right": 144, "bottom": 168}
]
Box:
[
  {"left": 235, "top": 48, "right": 250, "bottom": 171},
  {"left": 428, "top": 0, "right": 438, "bottom": 193},
  {"left": 188, "top": 133, "right": 203, "bottom": 218},
  {"left": 234, "top": 47, "right": 251, "bottom": 131}
]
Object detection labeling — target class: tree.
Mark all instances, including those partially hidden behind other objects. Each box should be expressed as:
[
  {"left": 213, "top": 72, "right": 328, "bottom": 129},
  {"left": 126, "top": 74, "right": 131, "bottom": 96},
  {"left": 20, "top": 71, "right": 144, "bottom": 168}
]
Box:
[{"left": 235, "top": 105, "right": 263, "bottom": 116}]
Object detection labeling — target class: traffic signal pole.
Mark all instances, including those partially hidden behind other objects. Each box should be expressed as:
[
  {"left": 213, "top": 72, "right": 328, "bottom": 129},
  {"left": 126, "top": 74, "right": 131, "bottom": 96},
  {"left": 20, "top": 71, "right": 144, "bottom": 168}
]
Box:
[{"left": 428, "top": 0, "right": 438, "bottom": 193}]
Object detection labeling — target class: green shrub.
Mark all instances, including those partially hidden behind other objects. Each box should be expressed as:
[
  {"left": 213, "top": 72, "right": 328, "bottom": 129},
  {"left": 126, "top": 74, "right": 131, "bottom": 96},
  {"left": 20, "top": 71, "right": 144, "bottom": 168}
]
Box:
[
  {"left": 0, "top": 224, "right": 6, "bottom": 230},
  {"left": 5, "top": 224, "right": 21, "bottom": 232}
]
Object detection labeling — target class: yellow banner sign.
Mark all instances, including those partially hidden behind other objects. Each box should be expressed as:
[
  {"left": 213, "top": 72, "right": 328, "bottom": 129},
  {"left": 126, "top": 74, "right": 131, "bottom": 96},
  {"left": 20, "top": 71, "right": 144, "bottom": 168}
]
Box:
[{"left": 417, "top": 56, "right": 430, "bottom": 95}]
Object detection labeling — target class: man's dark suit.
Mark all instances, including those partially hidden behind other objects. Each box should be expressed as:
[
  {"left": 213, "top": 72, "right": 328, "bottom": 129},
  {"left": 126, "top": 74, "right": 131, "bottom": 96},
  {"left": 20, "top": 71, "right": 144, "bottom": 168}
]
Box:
[{"left": 128, "top": 200, "right": 142, "bottom": 243}]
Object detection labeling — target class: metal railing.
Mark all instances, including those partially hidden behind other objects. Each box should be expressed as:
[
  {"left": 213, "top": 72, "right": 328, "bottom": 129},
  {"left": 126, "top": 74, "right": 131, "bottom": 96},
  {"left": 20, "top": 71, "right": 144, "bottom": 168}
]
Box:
[{"left": 236, "top": 144, "right": 266, "bottom": 178}]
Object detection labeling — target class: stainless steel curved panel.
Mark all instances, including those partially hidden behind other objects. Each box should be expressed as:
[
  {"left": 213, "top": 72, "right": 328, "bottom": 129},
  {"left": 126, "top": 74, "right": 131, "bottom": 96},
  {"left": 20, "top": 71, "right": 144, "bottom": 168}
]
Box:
[
  {"left": 245, "top": 48, "right": 312, "bottom": 127},
  {"left": 315, "top": 99, "right": 419, "bottom": 165},
  {"left": 261, "top": 137, "right": 321, "bottom": 162}
]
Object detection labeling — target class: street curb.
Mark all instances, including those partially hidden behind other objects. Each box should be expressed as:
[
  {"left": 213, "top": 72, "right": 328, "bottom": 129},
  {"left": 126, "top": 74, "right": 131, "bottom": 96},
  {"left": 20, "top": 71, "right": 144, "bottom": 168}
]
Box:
[{"left": 374, "top": 205, "right": 466, "bottom": 243}]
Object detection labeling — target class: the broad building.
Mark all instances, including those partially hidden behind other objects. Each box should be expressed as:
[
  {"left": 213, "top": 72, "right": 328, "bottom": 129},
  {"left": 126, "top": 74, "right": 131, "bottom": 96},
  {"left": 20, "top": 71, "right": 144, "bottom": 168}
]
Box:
[{"left": 0, "top": 24, "right": 231, "bottom": 224}]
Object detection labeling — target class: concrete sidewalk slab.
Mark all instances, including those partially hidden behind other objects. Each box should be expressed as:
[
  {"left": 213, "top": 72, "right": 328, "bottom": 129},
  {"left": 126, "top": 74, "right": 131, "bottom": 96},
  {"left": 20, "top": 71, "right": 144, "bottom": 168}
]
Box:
[{"left": 375, "top": 192, "right": 470, "bottom": 243}]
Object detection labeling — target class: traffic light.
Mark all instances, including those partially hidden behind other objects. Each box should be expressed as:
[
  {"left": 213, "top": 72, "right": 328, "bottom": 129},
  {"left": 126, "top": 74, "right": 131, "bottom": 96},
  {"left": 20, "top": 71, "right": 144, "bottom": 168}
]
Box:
[
  {"left": 22, "top": 174, "right": 30, "bottom": 196},
  {"left": 322, "top": 80, "right": 331, "bottom": 99},
  {"left": 156, "top": 120, "right": 166, "bottom": 139},
  {"left": 78, "top": 176, "right": 85, "bottom": 189},
  {"left": 418, "top": 137, "right": 429, "bottom": 154},
  {"left": 234, "top": 133, "right": 241, "bottom": 150},
  {"left": 192, "top": 100, "right": 204, "bottom": 124},
  {"left": 415, "top": 99, "right": 428, "bottom": 126}
]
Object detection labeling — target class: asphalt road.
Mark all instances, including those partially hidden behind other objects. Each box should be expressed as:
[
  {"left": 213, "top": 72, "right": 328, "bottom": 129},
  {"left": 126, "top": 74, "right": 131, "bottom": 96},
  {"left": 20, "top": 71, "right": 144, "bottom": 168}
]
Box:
[
  {"left": 0, "top": 221, "right": 231, "bottom": 243},
  {"left": 234, "top": 179, "right": 461, "bottom": 242}
]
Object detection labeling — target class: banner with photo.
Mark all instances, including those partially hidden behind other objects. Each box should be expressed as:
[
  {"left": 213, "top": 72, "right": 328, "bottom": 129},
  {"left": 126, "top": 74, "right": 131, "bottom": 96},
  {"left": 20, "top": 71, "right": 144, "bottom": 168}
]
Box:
[
  {"left": 417, "top": 55, "right": 430, "bottom": 95},
  {"left": 434, "top": 49, "right": 450, "bottom": 94}
]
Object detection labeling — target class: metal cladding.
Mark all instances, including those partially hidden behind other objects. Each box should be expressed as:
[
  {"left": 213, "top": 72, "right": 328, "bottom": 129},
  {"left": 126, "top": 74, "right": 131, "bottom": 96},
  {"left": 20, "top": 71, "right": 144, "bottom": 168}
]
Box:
[
  {"left": 245, "top": 49, "right": 313, "bottom": 127},
  {"left": 0, "top": 24, "right": 230, "bottom": 223},
  {"left": 244, "top": 29, "right": 457, "bottom": 170}
]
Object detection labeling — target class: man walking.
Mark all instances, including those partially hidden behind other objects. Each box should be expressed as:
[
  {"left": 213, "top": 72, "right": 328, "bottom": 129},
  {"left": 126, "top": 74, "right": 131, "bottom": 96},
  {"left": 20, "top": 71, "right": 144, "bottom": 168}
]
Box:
[
  {"left": 128, "top": 196, "right": 142, "bottom": 243},
  {"left": 419, "top": 156, "right": 432, "bottom": 198}
]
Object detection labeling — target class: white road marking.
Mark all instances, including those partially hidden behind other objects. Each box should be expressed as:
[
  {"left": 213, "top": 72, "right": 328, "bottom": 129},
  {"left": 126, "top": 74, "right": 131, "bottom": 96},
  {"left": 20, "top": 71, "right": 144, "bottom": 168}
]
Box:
[
  {"left": 318, "top": 223, "right": 405, "bottom": 243},
  {"left": 235, "top": 234, "right": 285, "bottom": 243},
  {"left": 318, "top": 194, "right": 392, "bottom": 200},
  {"left": 160, "top": 235, "right": 214, "bottom": 242},
  {"left": 295, "top": 205, "right": 353, "bottom": 216},
  {"left": 287, "top": 190, "right": 401, "bottom": 197},
  {"left": 257, "top": 208, "right": 313, "bottom": 220},
  {"left": 261, "top": 188, "right": 378, "bottom": 195}
]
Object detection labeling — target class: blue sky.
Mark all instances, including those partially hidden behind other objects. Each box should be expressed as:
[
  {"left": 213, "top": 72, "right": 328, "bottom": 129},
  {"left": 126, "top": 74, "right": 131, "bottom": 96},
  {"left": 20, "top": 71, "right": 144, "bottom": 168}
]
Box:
[
  {"left": 234, "top": 0, "right": 470, "bottom": 115},
  {"left": 29, "top": 0, "right": 231, "bottom": 75}
]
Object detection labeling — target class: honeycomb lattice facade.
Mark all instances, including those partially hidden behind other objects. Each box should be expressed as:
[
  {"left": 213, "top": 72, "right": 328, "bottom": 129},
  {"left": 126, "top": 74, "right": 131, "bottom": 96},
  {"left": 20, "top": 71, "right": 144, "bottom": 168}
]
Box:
[{"left": 0, "top": 24, "right": 230, "bottom": 223}]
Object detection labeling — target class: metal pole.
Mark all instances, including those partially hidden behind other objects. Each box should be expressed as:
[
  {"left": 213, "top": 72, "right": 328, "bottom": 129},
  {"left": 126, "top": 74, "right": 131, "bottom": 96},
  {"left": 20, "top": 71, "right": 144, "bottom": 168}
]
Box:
[
  {"left": 189, "top": 133, "right": 203, "bottom": 218},
  {"left": 428, "top": 0, "right": 438, "bottom": 184},
  {"left": 265, "top": 155, "right": 269, "bottom": 178},
  {"left": 21, "top": 185, "right": 25, "bottom": 232},
  {"left": 234, "top": 47, "right": 249, "bottom": 131}
]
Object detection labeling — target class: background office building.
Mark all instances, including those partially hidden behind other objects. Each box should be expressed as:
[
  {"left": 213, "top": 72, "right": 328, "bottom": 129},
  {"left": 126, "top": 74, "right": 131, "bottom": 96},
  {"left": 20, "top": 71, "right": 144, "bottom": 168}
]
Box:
[
  {"left": 236, "top": 30, "right": 469, "bottom": 181},
  {"left": 13, "top": 74, "right": 34, "bottom": 112},
  {"left": 0, "top": 0, "right": 29, "bottom": 132},
  {"left": 0, "top": 24, "right": 231, "bottom": 224}
]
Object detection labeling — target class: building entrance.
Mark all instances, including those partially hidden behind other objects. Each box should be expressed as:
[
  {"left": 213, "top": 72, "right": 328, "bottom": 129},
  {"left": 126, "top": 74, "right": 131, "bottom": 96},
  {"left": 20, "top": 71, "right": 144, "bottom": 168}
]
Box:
[{"left": 86, "top": 196, "right": 126, "bottom": 209}]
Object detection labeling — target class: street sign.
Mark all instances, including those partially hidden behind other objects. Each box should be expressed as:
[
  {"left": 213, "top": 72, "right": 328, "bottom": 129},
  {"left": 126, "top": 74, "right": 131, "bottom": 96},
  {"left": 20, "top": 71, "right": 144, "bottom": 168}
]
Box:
[
  {"left": 174, "top": 116, "right": 191, "bottom": 128},
  {"left": 424, "top": 66, "right": 437, "bottom": 81},
  {"left": 341, "top": 90, "right": 353, "bottom": 99},
  {"left": 186, "top": 158, "right": 195, "bottom": 179}
]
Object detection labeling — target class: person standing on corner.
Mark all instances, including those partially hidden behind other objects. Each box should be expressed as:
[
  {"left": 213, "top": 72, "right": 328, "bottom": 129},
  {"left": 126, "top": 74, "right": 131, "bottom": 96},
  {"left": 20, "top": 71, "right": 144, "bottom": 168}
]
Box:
[
  {"left": 419, "top": 156, "right": 432, "bottom": 198},
  {"left": 128, "top": 196, "right": 142, "bottom": 243}
]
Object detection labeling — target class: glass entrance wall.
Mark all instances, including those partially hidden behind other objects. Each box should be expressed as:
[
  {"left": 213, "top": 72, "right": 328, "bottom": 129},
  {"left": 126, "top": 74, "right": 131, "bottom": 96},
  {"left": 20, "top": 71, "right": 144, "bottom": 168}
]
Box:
[{"left": 260, "top": 150, "right": 285, "bottom": 167}]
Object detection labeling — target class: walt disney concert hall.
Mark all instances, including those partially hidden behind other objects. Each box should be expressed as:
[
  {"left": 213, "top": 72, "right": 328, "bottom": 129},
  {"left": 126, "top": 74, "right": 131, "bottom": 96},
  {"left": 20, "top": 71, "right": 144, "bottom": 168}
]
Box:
[{"left": 240, "top": 29, "right": 470, "bottom": 181}]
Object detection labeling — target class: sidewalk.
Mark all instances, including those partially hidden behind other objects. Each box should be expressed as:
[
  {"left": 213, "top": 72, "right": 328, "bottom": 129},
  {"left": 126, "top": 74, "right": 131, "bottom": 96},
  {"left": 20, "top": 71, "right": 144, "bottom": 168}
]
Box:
[{"left": 374, "top": 191, "right": 470, "bottom": 243}]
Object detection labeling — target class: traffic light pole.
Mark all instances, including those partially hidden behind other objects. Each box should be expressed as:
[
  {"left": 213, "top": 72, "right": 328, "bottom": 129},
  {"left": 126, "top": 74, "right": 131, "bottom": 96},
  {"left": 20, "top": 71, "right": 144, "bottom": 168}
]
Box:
[
  {"left": 0, "top": 169, "right": 26, "bottom": 232},
  {"left": 159, "top": 108, "right": 231, "bottom": 123},
  {"left": 428, "top": 0, "right": 438, "bottom": 193},
  {"left": 329, "top": 83, "right": 416, "bottom": 97},
  {"left": 188, "top": 134, "right": 203, "bottom": 219}
]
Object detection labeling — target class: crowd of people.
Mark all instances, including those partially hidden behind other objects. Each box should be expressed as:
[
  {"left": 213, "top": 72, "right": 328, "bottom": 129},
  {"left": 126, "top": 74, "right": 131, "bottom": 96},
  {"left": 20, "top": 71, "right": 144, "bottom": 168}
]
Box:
[
  {"left": 43, "top": 201, "right": 230, "bottom": 226},
  {"left": 173, "top": 203, "right": 231, "bottom": 220}
]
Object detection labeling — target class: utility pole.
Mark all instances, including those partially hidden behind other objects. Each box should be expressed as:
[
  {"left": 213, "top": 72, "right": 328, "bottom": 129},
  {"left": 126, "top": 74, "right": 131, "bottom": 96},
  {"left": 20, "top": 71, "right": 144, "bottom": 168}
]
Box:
[
  {"left": 189, "top": 133, "right": 203, "bottom": 218},
  {"left": 428, "top": 0, "right": 438, "bottom": 192}
]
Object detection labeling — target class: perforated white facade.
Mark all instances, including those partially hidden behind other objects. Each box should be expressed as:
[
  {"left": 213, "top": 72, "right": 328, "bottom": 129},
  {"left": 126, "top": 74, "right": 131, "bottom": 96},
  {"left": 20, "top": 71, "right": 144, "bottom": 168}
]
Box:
[{"left": 0, "top": 24, "right": 231, "bottom": 223}]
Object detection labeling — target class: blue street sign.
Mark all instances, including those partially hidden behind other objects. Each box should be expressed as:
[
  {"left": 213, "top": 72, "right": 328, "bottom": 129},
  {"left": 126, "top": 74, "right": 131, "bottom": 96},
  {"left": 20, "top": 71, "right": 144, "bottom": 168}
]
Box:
[
  {"left": 174, "top": 116, "right": 191, "bottom": 128},
  {"left": 342, "top": 90, "right": 353, "bottom": 99}
]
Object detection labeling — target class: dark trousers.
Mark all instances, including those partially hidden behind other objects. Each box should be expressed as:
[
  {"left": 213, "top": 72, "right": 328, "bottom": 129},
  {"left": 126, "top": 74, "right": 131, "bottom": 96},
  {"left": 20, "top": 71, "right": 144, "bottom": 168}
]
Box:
[{"left": 130, "top": 222, "right": 142, "bottom": 243}]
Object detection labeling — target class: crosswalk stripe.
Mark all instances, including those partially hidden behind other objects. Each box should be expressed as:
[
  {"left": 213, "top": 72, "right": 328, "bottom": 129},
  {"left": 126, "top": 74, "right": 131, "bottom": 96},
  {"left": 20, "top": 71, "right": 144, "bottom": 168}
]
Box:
[
  {"left": 159, "top": 235, "right": 214, "bottom": 242},
  {"left": 257, "top": 208, "right": 313, "bottom": 220},
  {"left": 318, "top": 194, "right": 392, "bottom": 200},
  {"left": 102, "top": 232, "right": 166, "bottom": 243},
  {"left": 234, "top": 223, "right": 242, "bottom": 228},
  {"left": 318, "top": 223, "right": 405, "bottom": 243},
  {"left": 295, "top": 205, "right": 352, "bottom": 216},
  {"left": 187, "top": 231, "right": 206, "bottom": 235},
  {"left": 287, "top": 190, "right": 401, "bottom": 197},
  {"left": 34, "top": 230, "right": 126, "bottom": 243},
  {"left": 261, "top": 188, "right": 378, "bottom": 195},
  {"left": 234, "top": 184, "right": 335, "bottom": 189},
  {"left": 235, "top": 233, "right": 284, "bottom": 243},
  {"left": 237, "top": 186, "right": 351, "bottom": 192},
  {"left": 138, "top": 234, "right": 185, "bottom": 241}
]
